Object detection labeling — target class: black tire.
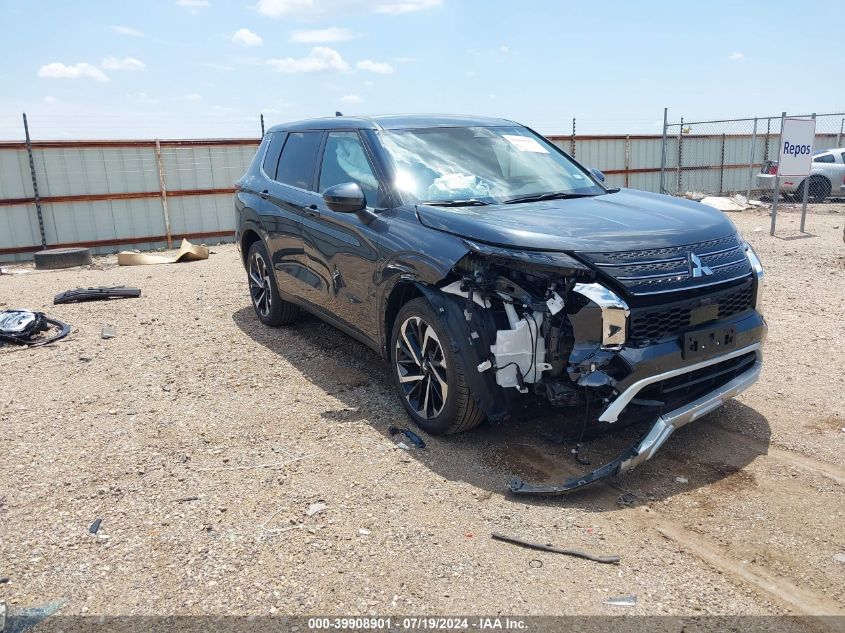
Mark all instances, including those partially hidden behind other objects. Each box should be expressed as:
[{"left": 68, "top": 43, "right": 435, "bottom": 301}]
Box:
[
  {"left": 246, "top": 240, "right": 298, "bottom": 326},
  {"left": 797, "top": 176, "right": 831, "bottom": 203},
  {"left": 390, "top": 297, "right": 484, "bottom": 435},
  {"left": 33, "top": 247, "right": 92, "bottom": 270}
]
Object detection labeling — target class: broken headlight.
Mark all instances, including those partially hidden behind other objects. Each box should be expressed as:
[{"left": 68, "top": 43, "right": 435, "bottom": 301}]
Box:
[
  {"left": 572, "top": 282, "right": 629, "bottom": 349},
  {"left": 742, "top": 240, "right": 764, "bottom": 309}
]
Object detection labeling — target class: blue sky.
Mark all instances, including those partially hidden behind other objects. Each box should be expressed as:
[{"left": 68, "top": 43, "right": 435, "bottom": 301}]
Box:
[{"left": 0, "top": 0, "right": 841, "bottom": 139}]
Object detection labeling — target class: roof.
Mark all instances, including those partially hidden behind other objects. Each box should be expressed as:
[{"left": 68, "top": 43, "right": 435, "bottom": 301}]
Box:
[{"left": 267, "top": 114, "right": 517, "bottom": 134}]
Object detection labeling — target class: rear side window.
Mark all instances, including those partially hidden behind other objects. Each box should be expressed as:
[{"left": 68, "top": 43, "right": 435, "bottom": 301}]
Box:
[
  {"left": 813, "top": 153, "right": 834, "bottom": 163},
  {"left": 840, "top": 152, "right": 845, "bottom": 164},
  {"left": 276, "top": 131, "right": 323, "bottom": 190},
  {"left": 262, "top": 132, "right": 287, "bottom": 179}
]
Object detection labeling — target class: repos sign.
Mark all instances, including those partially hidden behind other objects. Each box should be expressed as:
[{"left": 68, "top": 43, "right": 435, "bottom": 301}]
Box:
[{"left": 777, "top": 117, "right": 817, "bottom": 177}]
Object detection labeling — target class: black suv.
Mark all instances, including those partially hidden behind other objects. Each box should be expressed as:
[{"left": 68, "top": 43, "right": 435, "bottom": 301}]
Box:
[{"left": 235, "top": 115, "right": 766, "bottom": 494}]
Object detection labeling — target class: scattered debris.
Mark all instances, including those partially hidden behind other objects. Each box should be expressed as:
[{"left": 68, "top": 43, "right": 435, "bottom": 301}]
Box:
[
  {"left": 604, "top": 594, "right": 637, "bottom": 607},
  {"left": 683, "top": 191, "right": 706, "bottom": 201},
  {"left": 616, "top": 492, "right": 636, "bottom": 507},
  {"left": 698, "top": 194, "right": 765, "bottom": 212},
  {"left": 306, "top": 502, "right": 327, "bottom": 517},
  {"left": 194, "top": 454, "right": 314, "bottom": 472},
  {"left": 0, "top": 267, "right": 31, "bottom": 275},
  {"left": 358, "top": 528, "right": 371, "bottom": 536},
  {"left": 101, "top": 325, "right": 116, "bottom": 340},
  {"left": 0, "top": 598, "right": 68, "bottom": 632},
  {"left": 528, "top": 559, "right": 543, "bottom": 569},
  {"left": 0, "top": 577, "right": 8, "bottom": 585},
  {"left": 388, "top": 426, "right": 426, "bottom": 450},
  {"left": 117, "top": 239, "right": 209, "bottom": 266},
  {"left": 833, "top": 553, "right": 845, "bottom": 564},
  {"left": 675, "top": 476, "right": 689, "bottom": 484},
  {"left": 0, "top": 310, "right": 70, "bottom": 349},
  {"left": 490, "top": 531, "right": 620, "bottom": 564},
  {"left": 174, "top": 496, "right": 199, "bottom": 503},
  {"left": 54, "top": 286, "right": 141, "bottom": 305},
  {"left": 88, "top": 518, "right": 102, "bottom": 534}
]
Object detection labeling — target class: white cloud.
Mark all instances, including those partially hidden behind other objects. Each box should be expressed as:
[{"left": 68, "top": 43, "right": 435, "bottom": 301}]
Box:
[
  {"left": 177, "top": 0, "right": 210, "bottom": 6},
  {"left": 232, "top": 28, "right": 263, "bottom": 46},
  {"left": 37, "top": 62, "right": 109, "bottom": 82},
  {"left": 363, "top": 80, "right": 374, "bottom": 86},
  {"left": 266, "top": 47, "right": 349, "bottom": 73},
  {"left": 290, "top": 27, "right": 357, "bottom": 43},
  {"left": 102, "top": 56, "right": 146, "bottom": 71},
  {"left": 465, "top": 70, "right": 476, "bottom": 76},
  {"left": 728, "top": 51, "right": 744, "bottom": 60},
  {"left": 373, "top": 0, "right": 441, "bottom": 14},
  {"left": 127, "top": 91, "right": 159, "bottom": 104},
  {"left": 111, "top": 25, "right": 144, "bottom": 37},
  {"left": 254, "top": 0, "right": 313, "bottom": 17},
  {"left": 499, "top": 45, "right": 509, "bottom": 54},
  {"left": 341, "top": 94, "right": 363, "bottom": 104},
  {"left": 44, "top": 96, "right": 57, "bottom": 105},
  {"left": 356, "top": 59, "right": 394, "bottom": 74},
  {"left": 183, "top": 93, "right": 203, "bottom": 101}
]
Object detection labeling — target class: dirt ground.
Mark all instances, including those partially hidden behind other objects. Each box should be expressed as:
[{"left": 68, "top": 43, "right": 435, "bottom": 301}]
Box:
[{"left": 0, "top": 206, "right": 843, "bottom": 621}]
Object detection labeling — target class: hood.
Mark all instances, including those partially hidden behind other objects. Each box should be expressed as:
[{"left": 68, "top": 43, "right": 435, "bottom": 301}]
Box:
[{"left": 415, "top": 188, "right": 738, "bottom": 253}]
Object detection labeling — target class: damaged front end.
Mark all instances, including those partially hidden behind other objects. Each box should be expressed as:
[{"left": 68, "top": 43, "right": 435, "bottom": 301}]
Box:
[{"left": 425, "top": 238, "right": 765, "bottom": 495}]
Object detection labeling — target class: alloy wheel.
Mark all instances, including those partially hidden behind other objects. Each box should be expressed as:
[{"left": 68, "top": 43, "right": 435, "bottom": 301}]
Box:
[
  {"left": 249, "top": 251, "right": 272, "bottom": 318},
  {"left": 394, "top": 316, "right": 449, "bottom": 419}
]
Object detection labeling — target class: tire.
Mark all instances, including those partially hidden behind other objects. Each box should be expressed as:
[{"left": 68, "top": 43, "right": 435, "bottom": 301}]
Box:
[
  {"left": 246, "top": 240, "right": 298, "bottom": 326},
  {"left": 390, "top": 297, "right": 484, "bottom": 435},
  {"left": 33, "top": 247, "right": 92, "bottom": 270},
  {"left": 796, "top": 176, "right": 831, "bottom": 203}
]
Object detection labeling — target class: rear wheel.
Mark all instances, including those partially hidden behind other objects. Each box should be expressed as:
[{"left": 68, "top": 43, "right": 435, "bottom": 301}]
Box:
[
  {"left": 390, "top": 297, "right": 484, "bottom": 435},
  {"left": 796, "top": 176, "right": 831, "bottom": 203},
  {"left": 246, "top": 241, "right": 298, "bottom": 326}
]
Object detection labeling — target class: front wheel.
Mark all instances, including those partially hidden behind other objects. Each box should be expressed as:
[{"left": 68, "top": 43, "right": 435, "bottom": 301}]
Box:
[
  {"left": 246, "top": 240, "right": 299, "bottom": 326},
  {"left": 390, "top": 297, "right": 484, "bottom": 435}
]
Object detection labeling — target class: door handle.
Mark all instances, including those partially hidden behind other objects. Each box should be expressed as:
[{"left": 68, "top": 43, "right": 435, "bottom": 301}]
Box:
[
  {"left": 303, "top": 203, "right": 320, "bottom": 218},
  {"left": 259, "top": 190, "right": 270, "bottom": 200}
]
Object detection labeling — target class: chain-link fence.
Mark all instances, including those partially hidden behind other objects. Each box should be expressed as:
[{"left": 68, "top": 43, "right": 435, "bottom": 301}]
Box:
[{"left": 659, "top": 112, "right": 845, "bottom": 200}]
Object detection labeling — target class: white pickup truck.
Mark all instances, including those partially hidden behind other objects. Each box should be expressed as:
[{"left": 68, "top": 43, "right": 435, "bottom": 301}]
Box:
[{"left": 757, "top": 148, "right": 845, "bottom": 201}]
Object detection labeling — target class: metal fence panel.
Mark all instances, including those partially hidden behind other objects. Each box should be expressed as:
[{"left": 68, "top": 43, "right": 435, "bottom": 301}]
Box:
[{"left": 0, "top": 148, "right": 33, "bottom": 199}]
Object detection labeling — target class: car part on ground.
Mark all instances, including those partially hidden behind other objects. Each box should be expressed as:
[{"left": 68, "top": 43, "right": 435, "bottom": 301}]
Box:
[
  {"left": 388, "top": 426, "right": 426, "bottom": 450},
  {"left": 491, "top": 531, "right": 620, "bottom": 564},
  {"left": 117, "top": 239, "right": 209, "bottom": 266},
  {"left": 33, "top": 247, "right": 92, "bottom": 270},
  {"left": 0, "top": 310, "right": 70, "bottom": 348},
  {"left": 53, "top": 286, "right": 141, "bottom": 304}
]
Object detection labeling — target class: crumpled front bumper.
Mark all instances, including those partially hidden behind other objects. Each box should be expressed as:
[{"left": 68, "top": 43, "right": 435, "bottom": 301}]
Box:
[{"left": 508, "top": 342, "right": 763, "bottom": 495}]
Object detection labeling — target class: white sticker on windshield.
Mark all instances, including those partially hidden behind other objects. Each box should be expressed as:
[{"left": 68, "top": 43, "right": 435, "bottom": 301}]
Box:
[{"left": 503, "top": 135, "right": 549, "bottom": 153}]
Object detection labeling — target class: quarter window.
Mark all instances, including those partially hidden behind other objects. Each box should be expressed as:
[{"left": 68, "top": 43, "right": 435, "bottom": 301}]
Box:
[
  {"left": 319, "top": 131, "right": 380, "bottom": 206},
  {"left": 262, "top": 132, "right": 286, "bottom": 180},
  {"left": 276, "top": 131, "right": 323, "bottom": 190},
  {"left": 813, "top": 153, "right": 834, "bottom": 164}
]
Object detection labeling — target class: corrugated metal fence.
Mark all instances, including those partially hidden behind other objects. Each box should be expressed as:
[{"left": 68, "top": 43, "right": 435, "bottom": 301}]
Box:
[{"left": 2, "top": 126, "right": 842, "bottom": 262}]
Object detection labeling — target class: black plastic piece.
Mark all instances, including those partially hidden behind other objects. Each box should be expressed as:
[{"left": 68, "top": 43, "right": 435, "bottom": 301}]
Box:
[
  {"left": 0, "top": 310, "right": 70, "bottom": 348},
  {"left": 54, "top": 286, "right": 141, "bottom": 304},
  {"left": 388, "top": 427, "right": 426, "bottom": 449},
  {"left": 507, "top": 446, "right": 638, "bottom": 495}
]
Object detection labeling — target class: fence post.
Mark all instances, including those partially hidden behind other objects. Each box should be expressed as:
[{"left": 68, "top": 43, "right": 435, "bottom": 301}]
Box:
[
  {"left": 624, "top": 134, "right": 630, "bottom": 188},
  {"left": 746, "top": 117, "right": 758, "bottom": 201},
  {"left": 799, "top": 113, "right": 816, "bottom": 234},
  {"left": 763, "top": 118, "right": 771, "bottom": 162},
  {"left": 837, "top": 118, "right": 843, "bottom": 148},
  {"left": 718, "top": 133, "right": 726, "bottom": 194},
  {"left": 570, "top": 117, "right": 576, "bottom": 158},
  {"left": 676, "top": 117, "right": 684, "bottom": 194},
  {"left": 22, "top": 113, "right": 47, "bottom": 248},
  {"left": 770, "top": 111, "right": 786, "bottom": 236},
  {"left": 260, "top": 113, "right": 265, "bottom": 137},
  {"left": 659, "top": 107, "right": 668, "bottom": 194},
  {"left": 154, "top": 139, "right": 173, "bottom": 249}
]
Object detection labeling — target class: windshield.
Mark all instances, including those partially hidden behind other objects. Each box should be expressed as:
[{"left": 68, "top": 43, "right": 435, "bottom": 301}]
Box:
[{"left": 378, "top": 125, "right": 605, "bottom": 205}]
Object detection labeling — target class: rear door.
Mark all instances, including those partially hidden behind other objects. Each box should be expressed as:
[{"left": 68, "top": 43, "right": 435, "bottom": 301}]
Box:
[
  {"left": 301, "top": 130, "right": 384, "bottom": 341},
  {"left": 264, "top": 130, "right": 325, "bottom": 299}
]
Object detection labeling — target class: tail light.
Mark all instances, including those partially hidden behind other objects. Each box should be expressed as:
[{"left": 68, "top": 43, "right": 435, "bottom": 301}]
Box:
[{"left": 766, "top": 163, "right": 778, "bottom": 175}]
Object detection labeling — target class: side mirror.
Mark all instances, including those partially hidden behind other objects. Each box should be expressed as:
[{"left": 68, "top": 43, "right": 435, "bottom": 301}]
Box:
[
  {"left": 323, "top": 182, "right": 366, "bottom": 213},
  {"left": 589, "top": 167, "right": 606, "bottom": 183}
]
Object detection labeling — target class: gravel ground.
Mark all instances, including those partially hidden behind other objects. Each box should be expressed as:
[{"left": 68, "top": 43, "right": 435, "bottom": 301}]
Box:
[{"left": 0, "top": 206, "right": 843, "bottom": 619}]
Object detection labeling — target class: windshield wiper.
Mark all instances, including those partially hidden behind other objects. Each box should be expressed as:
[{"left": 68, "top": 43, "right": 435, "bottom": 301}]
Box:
[
  {"left": 503, "top": 191, "right": 596, "bottom": 204},
  {"left": 419, "top": 199, "right": 491, "bottom": 207}
]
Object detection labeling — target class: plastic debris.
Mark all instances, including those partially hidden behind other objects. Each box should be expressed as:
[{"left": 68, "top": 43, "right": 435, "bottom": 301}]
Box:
[
  {"left": 388, "top": 426, "right": 426, "bottom": 450},
  {"left": 54, "top": 286, "right": 141, "bottom": 305},
  {"left": 89, "top": 518, "right": 102, "bottom": 534},
  {"left": 491, "top": 531, "right": 620, "bottom": 564},
  {"left": 117, "top": 239, "right": 209, "bottom": 266},
  {"left": 675, "top": 476, "right": 689, "bottom": 484},
  {"left": 833, "top": 553, "right": 845, "bottom": 564},
  {"left": 306, "top": 502, "right": 327, "bottom": 517},
  {"left": 358, "top": 528, "right": 371, "bottom": 536},
  {"left": 617, "top": 492, "right": 636, "bottom": 507},
  {"left": 604, "top": 594, "right": 637, "bottom": 607},
  {"left": 101, "top": 325, "right": 116, "bottom": 340}
]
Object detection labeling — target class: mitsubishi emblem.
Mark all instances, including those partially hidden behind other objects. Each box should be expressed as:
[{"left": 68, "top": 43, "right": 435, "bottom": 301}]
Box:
[{"left": 688, "top": 253, "right": 713, "bottom": 278}]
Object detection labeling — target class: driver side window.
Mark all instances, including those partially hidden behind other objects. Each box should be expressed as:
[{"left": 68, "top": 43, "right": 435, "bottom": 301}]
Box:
[{"left": 319, "top": 131, "right": 380, "bottom": 206}]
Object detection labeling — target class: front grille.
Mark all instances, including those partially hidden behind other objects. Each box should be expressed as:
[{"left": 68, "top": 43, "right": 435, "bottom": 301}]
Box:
[
  {"left": 636, "top": 351, "right": 757, "bottom": 412},
  {"left": 629, "top": 280, "right": 754, "bottom": 342},
  {"left": 579, "top": 234, "right": 753, "bottom": 295}
]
